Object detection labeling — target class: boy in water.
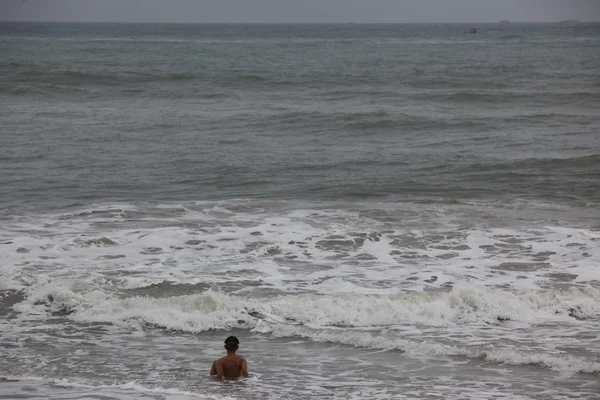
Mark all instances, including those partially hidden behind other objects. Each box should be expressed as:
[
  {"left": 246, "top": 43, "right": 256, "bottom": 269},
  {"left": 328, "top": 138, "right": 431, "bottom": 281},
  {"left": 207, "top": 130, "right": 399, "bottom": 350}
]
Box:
[{"left": 210, "top": 336, "right": 249, "bottom": 379}]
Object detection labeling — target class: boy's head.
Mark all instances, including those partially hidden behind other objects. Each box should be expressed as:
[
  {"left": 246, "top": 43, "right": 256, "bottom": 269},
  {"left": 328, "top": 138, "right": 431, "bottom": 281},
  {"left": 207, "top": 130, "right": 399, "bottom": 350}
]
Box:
[{"left": 224, "top": 336, "right": 239, "bottom": 351}]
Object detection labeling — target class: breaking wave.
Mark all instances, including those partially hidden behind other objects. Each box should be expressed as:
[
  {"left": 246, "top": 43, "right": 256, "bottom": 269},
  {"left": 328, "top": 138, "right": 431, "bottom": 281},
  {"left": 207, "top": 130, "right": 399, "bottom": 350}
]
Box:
[
  {"left": 12, "top": 283, "right": 600, "bottom": 374},
  {"left": 20, "top": 285, "right": 599, "bottom": 330}
]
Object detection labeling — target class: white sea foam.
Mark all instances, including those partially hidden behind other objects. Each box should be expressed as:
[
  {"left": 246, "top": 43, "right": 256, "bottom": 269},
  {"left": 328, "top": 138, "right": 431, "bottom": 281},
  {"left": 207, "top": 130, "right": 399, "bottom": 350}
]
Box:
[
  {"left": 1, "top": 201, "right": 598, "bottom": 296},
  {"left": 0, "top": 375, "right": 546, "bottom": 400},
  {"left": 2, "top": 201, "right": 600, "bottom": 380},
  {"left": 10, "top": 281, "right": 600, "bottom": 374},
  {"left": 15, "top": 283, "right": 600, "bottom": 329},
  {"left": 53, "top": 379, "right": 235, "bottom": 399},
  {"left": 261, "top": 324, "right": 600, "bottom": 375},
  {"left": 0, "top": 376, "right": 234, "bottom": 400}
]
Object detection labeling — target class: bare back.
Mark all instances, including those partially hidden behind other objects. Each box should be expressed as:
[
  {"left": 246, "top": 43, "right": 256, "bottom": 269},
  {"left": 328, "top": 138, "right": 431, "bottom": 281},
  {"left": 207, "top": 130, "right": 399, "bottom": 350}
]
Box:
[{"left": 210, "top": 354, "right": 248, "bottom": 379}]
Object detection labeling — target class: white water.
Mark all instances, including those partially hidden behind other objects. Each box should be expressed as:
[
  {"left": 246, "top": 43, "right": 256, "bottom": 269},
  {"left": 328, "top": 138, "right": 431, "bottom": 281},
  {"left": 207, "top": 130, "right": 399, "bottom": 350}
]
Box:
[
  {"left": 2, "top": 201, "right": 598, "bottom": 295},
  {"left": 2, "top": 200, "right": 599, "bottom": 399}
]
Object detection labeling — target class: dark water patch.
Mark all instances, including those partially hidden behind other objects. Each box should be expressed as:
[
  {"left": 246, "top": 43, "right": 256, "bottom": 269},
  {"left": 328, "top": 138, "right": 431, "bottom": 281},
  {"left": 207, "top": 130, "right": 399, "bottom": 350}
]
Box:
[
  {"left": 120, "top": 208, "right": 187, "bottom": 219},
  {"left": 2, "top": 67, "right": 281, "bottom": 98},
  {"left": 241, "top": 110, "right": 492, "bottom": 134},
  {"left": 0, "top": 82, "right": 98, "bottom": 96},
  {"left": 97, "top": 254, "right": 126, "bottom": 260},
  {"left": 127, "top": 88, "right": 234, "bottom": 100},
  {"left": 463, "top": 154, "right": 600, "bottom": 176},
  {"left": 343, "top": 114, "right": 490, "bottom": 132},
  {"left": 0, "top": 290, "right": 25, "bottom": 317},
  {"left": 185, "top": 240, "right": 205, "bottom": 245},
  {"left": 220, "top": 73, "right": 268, "bottom": 84},
  {"left": 7, "top": 68, "right": 202, "bottom": 86},
  {"left": 503, "top": 113, "right": 596, "bottom": 126},
  {"left": 58, "top": 209, "right": 123, "bottom": 221},
  {"left": 436, "top": 253, "right": 459, "bottom": 260},
  {"left": 315, "top": 238, "right": 364, "bottom": 252},
  {"left": 410, "top": 76, "right": 510, "bottom": 90},
  {"left": 565, "top": 306, "right": 600, "bottom": 321},
  {"left": 545, "top": 273, "right": 578, "bottom": 282},
  {"left": 413, "top": 90, "right": 520, "bottom": 104},
  {"left": 493, "top": 262, "right": 549, "bottom": 272},
  {"left": 51, "top": 308, "right": 75, "bottom": 317},
  {"left": 415, "top": 198, "right": 464, "bottom": 205},
  {"left": 415, "top": 90, "right": 600, "bottom": 107},
  {"left": 355, "top": 253, "right": 377, "bottom": 261},
  {"left": 140, "top": 247, "right": 163, "bottom": 255},
  {"left": 240, "top": 240, "right": 270, "bottom": 254},
  {"left": 495, "top": 34, "right": 524, "bottom": 41},
  {"left": 318, "top": 87, "right": 400, "bottom": 99},
  {"left": 84, "top": 237, "right": 117, "bottom": 246},
  {"left": 8, "top": 69, "right": 124, "bottom": 86},
  {"left": 33, "top": 295, "right": 77, "bottom": 317}
]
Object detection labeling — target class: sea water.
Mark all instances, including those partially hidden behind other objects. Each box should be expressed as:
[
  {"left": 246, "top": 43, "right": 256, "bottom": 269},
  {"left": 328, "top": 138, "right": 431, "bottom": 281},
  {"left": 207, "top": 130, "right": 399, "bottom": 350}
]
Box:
[{"left": 1, "top": 22, "right": 599, "bottom": 399}]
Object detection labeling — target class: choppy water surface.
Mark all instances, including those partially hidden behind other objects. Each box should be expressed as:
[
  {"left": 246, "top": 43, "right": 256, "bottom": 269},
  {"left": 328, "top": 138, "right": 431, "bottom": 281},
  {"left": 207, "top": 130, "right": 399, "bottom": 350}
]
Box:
[{"left": 1, "top": 22, "right": 600, "bottom": 399}]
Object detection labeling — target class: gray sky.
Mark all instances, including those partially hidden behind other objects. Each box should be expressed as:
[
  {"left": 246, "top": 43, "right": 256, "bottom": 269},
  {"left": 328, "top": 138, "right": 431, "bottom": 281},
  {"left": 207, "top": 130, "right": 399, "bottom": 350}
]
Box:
[{"left": 2, "top": 0, "right": 600, "bottom": 23}]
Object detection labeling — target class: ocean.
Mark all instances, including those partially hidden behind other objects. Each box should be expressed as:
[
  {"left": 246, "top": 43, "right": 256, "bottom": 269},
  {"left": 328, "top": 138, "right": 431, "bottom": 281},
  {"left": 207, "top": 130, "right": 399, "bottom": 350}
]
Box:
[{"left": 1, "top": 21, "right": 599, "bottom": 399}]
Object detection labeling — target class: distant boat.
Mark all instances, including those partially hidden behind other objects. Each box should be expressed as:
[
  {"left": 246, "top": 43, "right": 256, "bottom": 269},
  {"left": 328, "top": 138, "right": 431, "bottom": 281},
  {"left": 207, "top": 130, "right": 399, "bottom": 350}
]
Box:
[
  {"left": 464, "top": 28, "right": 477, "bottom": 34},
  {"left": 499, "top": 20, "right": 511, "bottom": 24}
]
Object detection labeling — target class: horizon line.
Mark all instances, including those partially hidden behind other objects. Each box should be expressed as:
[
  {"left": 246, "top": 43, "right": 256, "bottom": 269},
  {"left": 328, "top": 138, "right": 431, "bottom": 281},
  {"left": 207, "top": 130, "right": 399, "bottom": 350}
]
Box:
[{"left": 1, "top": 19, "right": 598, "bottom": 25}]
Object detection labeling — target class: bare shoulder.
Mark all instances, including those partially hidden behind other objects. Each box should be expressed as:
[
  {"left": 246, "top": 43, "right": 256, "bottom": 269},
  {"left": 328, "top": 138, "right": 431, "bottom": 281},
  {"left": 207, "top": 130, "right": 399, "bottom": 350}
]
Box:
[{"left": 237, "top": 355, "right": 247, "bottom": 362}]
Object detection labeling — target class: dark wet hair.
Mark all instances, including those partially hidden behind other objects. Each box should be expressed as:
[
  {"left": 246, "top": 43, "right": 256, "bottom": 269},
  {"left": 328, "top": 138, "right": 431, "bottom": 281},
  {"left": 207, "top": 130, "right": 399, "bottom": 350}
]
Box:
[{"left": 224, "top": 336, "right": 239, "bottom": 350}]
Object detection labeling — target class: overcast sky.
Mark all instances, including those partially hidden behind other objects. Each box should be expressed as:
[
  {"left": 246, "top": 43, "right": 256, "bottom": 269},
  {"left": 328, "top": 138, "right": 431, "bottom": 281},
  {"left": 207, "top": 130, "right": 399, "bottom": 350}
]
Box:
[{"left": 2, "top": 0, "right": 600, "bottom": 23}]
